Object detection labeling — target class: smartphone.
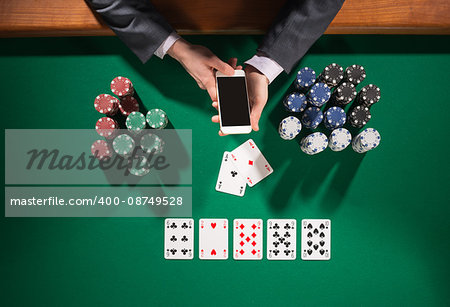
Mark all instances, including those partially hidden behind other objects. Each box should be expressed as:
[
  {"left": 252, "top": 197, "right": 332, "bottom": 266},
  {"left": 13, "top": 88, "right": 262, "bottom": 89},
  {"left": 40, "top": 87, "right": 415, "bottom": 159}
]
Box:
[{"left": 216, "top": 70, "right": 252, "bottom": 134}]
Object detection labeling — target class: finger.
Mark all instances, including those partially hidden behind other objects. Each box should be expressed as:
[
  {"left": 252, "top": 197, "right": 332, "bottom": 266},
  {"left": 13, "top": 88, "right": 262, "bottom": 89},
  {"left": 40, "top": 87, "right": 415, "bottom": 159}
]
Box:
[
  {"left": 250, "top": 113, "right": 260, "bottom": 132},
  {"left": 227, "top": 58, "right": 238, "bottom": 69},
  {"left": 212, "top": 101, "right": 218, "bottom": 110},
  {"left": 211, "top": 117, "right": 227, "bottom": 136},
  {"left": 210, "top": 115, "right": 227, "bottom": 136},
  {"left": 212, "top": 57, "right": 235, "bottom": 76},
  {"left": 236, "top": 65, "right": 243, "bottom": 70},
  {"left": 211, "top": 115, "right": 220, "bottom": 123},
  {"left": 198, "top": 82, "right": 206, "bottom": 90}
]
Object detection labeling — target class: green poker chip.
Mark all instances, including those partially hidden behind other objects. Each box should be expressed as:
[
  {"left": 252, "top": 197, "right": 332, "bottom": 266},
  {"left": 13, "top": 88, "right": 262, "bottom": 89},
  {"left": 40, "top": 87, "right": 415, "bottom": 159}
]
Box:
[
  {"left": 140, "top": 133, "right": 164, "bottom": 154},
  {"left": 146, "top": 108, "right": 168, "bottom": 129},
  {"left": 112, "top": 134, "right": 135, "bottom": 156},
  {"left": 128, "top": 156, "right": 150, "bottom": 176},
  {"left": 126, "top": 111, "right": 146, "bottom": 133}
]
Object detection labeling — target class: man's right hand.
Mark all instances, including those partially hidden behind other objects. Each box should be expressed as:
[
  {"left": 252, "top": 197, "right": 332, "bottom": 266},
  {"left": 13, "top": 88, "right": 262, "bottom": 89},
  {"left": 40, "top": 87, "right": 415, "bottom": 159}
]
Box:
[{"left": 167, "top": 38, "right": 234, "bottom": 102}]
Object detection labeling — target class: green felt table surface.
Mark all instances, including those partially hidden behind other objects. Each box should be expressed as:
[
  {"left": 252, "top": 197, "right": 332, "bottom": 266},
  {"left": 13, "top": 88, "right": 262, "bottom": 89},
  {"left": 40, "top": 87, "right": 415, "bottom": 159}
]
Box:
[{"left": 1, "top": 35, "right": 449, "bottom": 306}]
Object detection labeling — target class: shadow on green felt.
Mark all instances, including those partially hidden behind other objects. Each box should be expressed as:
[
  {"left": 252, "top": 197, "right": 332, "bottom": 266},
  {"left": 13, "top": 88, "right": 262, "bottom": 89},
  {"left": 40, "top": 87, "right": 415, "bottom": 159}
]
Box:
[
  {"left": 258, "top": 57, "right": 364, "bottom": 213},
  {"left": 1, "top": 35, "right": 449, "bottom": 57},
  {"left": 261, "top": 134, "right": 364, "bottom": 213},
  {"left": 1, "top": 35, "right": 448, "bottom": 119}
]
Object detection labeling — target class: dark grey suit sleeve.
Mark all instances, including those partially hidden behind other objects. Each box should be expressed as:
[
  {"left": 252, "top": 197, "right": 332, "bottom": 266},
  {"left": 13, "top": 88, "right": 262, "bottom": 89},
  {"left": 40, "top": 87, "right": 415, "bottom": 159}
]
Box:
[
  {"left": 85, "top": 0, "right": 175, "bottom": 63},
  {"left": 259, "top": 0, "right": 345, "bottom": 73}
]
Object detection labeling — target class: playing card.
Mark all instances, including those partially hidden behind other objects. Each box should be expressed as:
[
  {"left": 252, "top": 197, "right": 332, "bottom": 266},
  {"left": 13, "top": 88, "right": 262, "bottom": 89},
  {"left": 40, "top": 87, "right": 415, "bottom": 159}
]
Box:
[
  {"left": 230, "top": 139, "right": 273, "bottom": 187},
  {"left": 215, "top": 152, "right": 246, "bottom": 197},
  {"left": 164, "top": 218, "right": 194, "bottom": 260},
  {"left": 199, "top": 219, "right": 228, "bottom": 260},
  {"left": 233, "top": 219, "right": 263, "bottom": 260},
  {"left": 267, "top": 219, "right": 296, "bottom": 260},
  {"left": 301, "top": 219, "right": 331, "bottom": 260}
]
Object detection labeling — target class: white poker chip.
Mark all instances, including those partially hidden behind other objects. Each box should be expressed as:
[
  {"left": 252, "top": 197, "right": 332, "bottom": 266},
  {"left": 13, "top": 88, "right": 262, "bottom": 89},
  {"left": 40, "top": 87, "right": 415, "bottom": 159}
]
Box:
[
  {"left": 279, "top": 116, "right": 302, "bottom": 140},
  {"left": 352, "top": 128, "right": 381, "bottom": 153},
  {"left": 300, "top": 132, "right": 328, "bottom": 155},
  {"left": 329, "top": 128, "right": 351, "bottom": 152}
]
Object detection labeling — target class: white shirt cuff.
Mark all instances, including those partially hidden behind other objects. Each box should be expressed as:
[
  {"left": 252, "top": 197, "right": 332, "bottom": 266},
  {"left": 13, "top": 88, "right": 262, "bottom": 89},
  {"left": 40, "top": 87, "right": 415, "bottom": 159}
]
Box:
[
  {"left": 245, "top": 55, "right": 284, "bottom": 84},
  {"left": 154, "top": 32, "right": 181, "bottom": 59}
]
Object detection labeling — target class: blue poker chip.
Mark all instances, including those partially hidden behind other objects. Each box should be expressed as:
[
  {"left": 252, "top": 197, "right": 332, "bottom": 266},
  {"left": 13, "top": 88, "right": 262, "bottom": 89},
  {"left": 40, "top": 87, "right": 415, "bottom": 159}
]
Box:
[
  {"left": 324, "top": 106, "right": 346, "bottom": 130},
  {"left": 301, "top": 106, "right": 323, "bottom": 129},
  {"left": 295, "top": 67, "right": 316, "bottom": 91},
  {"left": 307, "top": 83, "right": 331, "bottom": 107},
  {"left": 283, "top": 92, "right": 307, "bottom": 113}
]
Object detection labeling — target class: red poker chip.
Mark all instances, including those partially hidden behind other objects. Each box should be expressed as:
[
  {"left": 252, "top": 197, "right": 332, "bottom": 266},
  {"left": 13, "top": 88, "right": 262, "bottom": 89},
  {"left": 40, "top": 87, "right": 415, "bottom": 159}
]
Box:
[
  {"left": 119, "top": 96, "right": 139, "bottom": 116},
  {"left": 110, "top": 76, "right": 134, "bottom": 97},
  {"left": 94, "top": 94, "right": 119, "bottom": 115},
  {"left": 95, "top": 117, "right": 119, "bottom": 139},
  {"left": 91, "top": 140, "right": 113, "bottom": 160}
]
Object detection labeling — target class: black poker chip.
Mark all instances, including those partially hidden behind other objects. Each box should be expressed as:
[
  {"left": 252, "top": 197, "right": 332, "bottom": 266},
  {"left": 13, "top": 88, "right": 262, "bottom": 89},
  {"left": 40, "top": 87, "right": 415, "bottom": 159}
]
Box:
[
  {"left": 319, "top": 63, "right": 344, "bottom": 88},
  {"left": 332, "top": 82, "right": 357, "bottom": 106},
  {"left": 344, "top": 64, "right": 366, "bottom": 85},
  {"left": 357, "top": 84, "right": 381, "bottom": 106},
  {"left": 348, "top": 105, "right": 371, "bottom": 128}
]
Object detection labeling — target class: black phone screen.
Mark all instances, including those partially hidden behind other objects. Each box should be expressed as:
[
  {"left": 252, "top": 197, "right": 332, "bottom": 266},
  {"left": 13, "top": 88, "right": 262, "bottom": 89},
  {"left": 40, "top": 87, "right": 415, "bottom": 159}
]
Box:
[{"left": 217, "top": 76, "right": 251, "bottom": 126}]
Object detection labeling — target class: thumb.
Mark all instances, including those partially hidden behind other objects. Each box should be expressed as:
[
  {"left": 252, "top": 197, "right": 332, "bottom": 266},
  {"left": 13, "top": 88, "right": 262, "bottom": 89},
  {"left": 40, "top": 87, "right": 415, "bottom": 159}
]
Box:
[
  {"left": 250, "top": 99, "right": 266, "bottom": 131},
  {"left": 212, "top": 57, "right": 235, "bottom": 76}
]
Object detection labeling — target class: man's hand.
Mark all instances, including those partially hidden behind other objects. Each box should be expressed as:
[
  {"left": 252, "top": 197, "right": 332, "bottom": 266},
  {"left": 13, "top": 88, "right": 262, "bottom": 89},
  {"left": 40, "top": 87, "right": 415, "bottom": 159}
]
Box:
[
  {"left": 167, "top": 38, "right": 234, "bottom": 101},
  {"left": 212, "top": 63, "right": 269, "bottom": 135}
]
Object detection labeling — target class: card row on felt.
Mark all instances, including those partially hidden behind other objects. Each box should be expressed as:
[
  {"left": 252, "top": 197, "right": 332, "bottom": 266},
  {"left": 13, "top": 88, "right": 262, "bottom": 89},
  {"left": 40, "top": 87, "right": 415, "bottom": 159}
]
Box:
[{"left": 164, "top": 218, "right": 331, "bottom": 261}]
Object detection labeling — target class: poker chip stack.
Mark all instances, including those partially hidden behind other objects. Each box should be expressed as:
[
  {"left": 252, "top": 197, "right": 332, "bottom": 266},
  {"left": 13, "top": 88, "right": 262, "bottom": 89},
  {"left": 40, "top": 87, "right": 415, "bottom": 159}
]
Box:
[
  {"left": 300, "top": 132, "right": 328, "bottom": 155},
  {"left": 91, "top": 140, "right": 113, "bottom": 160},
  {"left": 278, "top": 64, "right": 383, "bottom": 155},
  {"left": 278, "top": 116, "right": 302, "bottom": 140},
  {"left": 94, "top": 94, "right": 119, "bottom": 115},
  {"left": 294, "top": 67, "right": 316, "bottom": 92},
  {"left": 140, "top": 133, "right": 164, "bottom": 154},
  {"left": 348, "top": 105, "right": 371, "bottom": 128},
  {"left": 110, "top": 76, "right": 139, "bottom": 117},
  {"left": 128, "top": 155, "right": 151, "bottom": 177},
  {"left": 112, "top": 134, "right": 136, "bottom": 156},
  {"left": 91, "top": 77, "right": 170, "bottom": 176},
  {"left": 307, "top": 83, "right": 331, "bottom": 107},
  {"left": 96, "top": 117, "right": 119, "bottom": 139},
  {"left": 318, "top": 63, "right": 344, "bottom": 88},
  {"left": 126, "top": 111, "right": 146, "bottom": 133},
  {"left": 110, "top": 76, "right": 134, "bottom": 97},
  {"left": 323, "top": 106, "right": 346, "bottom": 130},
  {"left": 352, "top": 128, "right": 381, "bottom": 153},
  {"left": 283, "top": 93, "right": 307, "bottom": 113},
  {"left": 301, "top": 107, "right": 323, "bottom": 129},
  {"left": 328, "top": 128, "right": 352, "bottom": 152},
  {"left": 119, "top": 96, "right": 139, "bottom": 116},
  {"left": 355, "top": 84, "right": 381, "bottom": 107},
  {"left": 329, "top": 82, "right": 357, "bottom": 106},
  {"left": 343, "top": 64, "right": 366, "bottom": 85},
  {"left": 146, "top": 109, "right": 169, "bottom": 129}
]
